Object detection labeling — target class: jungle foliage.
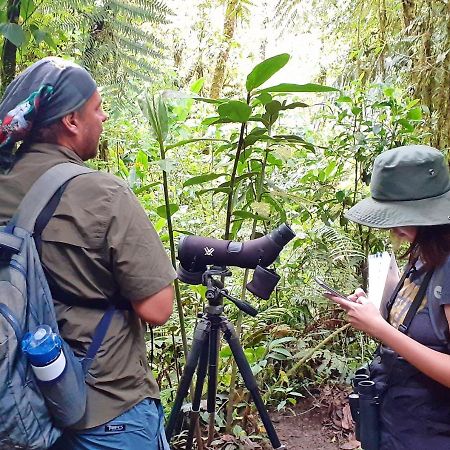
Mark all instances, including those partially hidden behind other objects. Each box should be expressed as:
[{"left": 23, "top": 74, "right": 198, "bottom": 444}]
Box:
[{"left": 0, "top": 0, "right": 444, "bottom": 447}]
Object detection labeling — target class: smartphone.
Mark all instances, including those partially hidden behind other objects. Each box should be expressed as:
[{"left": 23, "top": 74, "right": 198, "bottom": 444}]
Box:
[{"left": 314, "top": 276, "right": 348, "bottom": 300}]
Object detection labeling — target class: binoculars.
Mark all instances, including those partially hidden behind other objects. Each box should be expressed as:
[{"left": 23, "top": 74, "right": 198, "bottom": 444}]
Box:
[{"left": 349, "top": 369, "right": 380, "bottom": 450}]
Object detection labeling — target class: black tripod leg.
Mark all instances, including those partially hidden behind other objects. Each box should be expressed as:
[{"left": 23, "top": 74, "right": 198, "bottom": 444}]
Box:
[
  {"left": 206, "top": 316, "right": 221, "bottom": 443},
  {"left": 166, "top": 319, "right": 210, "bottom": 441},
  {"left": 185, "top": 341, "right": 209, "bottom": 450},
  {"left": 221, "top": 319, "right": 286, "bottom": 450}
]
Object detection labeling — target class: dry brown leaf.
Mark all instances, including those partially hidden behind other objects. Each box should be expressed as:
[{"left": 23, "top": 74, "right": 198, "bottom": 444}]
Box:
[
  {"left": 341, "top": 403, "right": 354, "bottom": 430},
  {"left": 339, "top": 439, "right": 361, "bottom": 449}
]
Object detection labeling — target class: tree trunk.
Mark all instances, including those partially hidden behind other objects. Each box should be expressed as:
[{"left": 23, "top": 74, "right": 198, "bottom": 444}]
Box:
[
  {"left": 1, "top": 0, "right": 20, "bottom": 94},
  {"left": 209, "top": 0, "right": 238, "bottom": 99},
  {"left": 436, "top": 1, "right": 450, "bottom": 149},
  {"left": 378, "top": 0, "right": 387, "bottom": 78},
  {"left": 402, "top": 0, "right": 415, "bottom": 30}
]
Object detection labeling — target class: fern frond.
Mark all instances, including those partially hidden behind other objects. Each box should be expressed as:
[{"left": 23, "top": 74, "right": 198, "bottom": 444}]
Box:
[
  {"left": 108, "top": 0, "right": 171, "bottom": 24},
  {"left": 114, "top": 19, "right": 166, "bottom": 49},
  {"left": 116, "top": 35, "right": 165, "bottom": 57}
]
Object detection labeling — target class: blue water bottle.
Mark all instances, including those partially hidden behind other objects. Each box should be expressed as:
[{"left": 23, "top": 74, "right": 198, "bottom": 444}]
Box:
[{"left": 22, "top": 325, "right": 66, "bottom": 382}]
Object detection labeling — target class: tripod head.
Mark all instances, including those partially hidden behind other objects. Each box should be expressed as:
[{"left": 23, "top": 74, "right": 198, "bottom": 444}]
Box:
[{"left": 202, "top": 266, "right": 259, "bottom": 317}]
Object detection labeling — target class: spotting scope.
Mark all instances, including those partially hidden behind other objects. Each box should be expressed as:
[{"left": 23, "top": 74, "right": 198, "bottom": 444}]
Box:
[{"left": 177, "top": 223, "right": 295, "bottom": 299}]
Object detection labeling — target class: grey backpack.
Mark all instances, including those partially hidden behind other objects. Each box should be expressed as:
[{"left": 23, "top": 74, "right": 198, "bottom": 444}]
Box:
[{"left": 0, "top": 163, "right": 95, "bottom": 449}]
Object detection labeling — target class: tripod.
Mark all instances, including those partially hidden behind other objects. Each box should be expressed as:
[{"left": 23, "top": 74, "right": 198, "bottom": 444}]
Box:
[{"left": 165, "top": 267, "right": 286, "bottom": 450}]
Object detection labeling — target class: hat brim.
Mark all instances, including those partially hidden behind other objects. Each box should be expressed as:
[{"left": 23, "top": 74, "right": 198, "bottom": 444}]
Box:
[{"left": 345, "top": 191, "right": 450, "bottom": 228}]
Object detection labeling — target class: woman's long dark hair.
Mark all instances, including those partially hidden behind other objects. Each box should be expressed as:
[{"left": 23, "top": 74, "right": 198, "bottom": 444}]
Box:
[{"left": 405, "top": 225, "right": 450, "bottom": 270}]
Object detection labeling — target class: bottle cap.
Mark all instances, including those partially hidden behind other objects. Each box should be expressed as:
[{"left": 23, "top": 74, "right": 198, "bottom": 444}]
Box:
[{"left": 22, "top": 325, "right": 62, "bottom": 366}]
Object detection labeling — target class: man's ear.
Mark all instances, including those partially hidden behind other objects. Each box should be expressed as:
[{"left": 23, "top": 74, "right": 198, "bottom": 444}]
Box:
[{"left": 60, "top": 112, "right": 79, "bottom": 135}]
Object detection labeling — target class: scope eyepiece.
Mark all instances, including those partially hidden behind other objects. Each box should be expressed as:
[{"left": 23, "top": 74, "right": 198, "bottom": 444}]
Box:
[{"left": 268, "top": 223, "right": 295, "bottom": 248}]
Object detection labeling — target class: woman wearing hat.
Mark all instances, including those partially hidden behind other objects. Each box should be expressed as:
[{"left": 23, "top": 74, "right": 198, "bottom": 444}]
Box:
[{"left": 327, "top": 145, "right": 450, "bottom": 449}]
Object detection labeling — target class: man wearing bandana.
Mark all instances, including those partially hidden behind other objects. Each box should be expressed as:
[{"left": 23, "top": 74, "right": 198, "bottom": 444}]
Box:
[{"left": 0, "top": 57, "right": 176, "bottom": 449}]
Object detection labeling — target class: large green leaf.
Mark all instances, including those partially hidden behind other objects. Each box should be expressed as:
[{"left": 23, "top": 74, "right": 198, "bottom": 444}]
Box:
[
  {"left": 258, "top": 83, "right": 338, "bottom": 94},
  {"left": 139, "top": 94, "right": 168, "bottom": 142},
  {"left": 246, "top": 53, "right": 290, "bottom": 92},
  {"left": 30, "top": 25, "right": 47, "bottom": 44},
  {"left": 156, "top": 96, "right": 168, "bottom": 141},
  {"left": 156, "top": 203, "right": 179, "bottom": 219},
  {"left": 201, "top": 116, "right": 232, "bottom": 126},
  {"left": 218, "top": 101, "right": 252, "bottom": 123},
  {"left": 156, "top": 159, "right": 176, "bottom": 173},
  {"left": 190, "top": 78, "right": 204, "bottom": 94},
  {"left": 133, "top": 182, "right": 160, "bottom": 194},
  {"left": 183, "top": 173, "right": 227, "bottom": 187},
  {"left": 233, "top": 210, "right": 266, "bottom": 221},
  {"left": 21, "top": 0, "right": 35, "bottom": 16},
  {"left": 166, "top": 138, "right": 229, "bottom": 150},
  {"left": 196, "top": 187, "right": 231, "bottom": 197},
  {"left": 0, "top": 23, "right": 26, "bottom": 47}
]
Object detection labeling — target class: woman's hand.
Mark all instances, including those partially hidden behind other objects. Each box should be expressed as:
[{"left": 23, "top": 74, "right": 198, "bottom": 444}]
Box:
[{"left": 324, "top": 288, "right": 389, "bottom": 340}]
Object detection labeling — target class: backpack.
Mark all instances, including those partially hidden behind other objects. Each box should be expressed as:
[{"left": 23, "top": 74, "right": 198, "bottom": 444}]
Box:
[{"left": 0, "top": 163, "right": 116, "bottom": 449}]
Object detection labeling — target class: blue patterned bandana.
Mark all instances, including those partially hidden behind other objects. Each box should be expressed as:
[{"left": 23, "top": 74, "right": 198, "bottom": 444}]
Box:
[{"left": 0, "top": 57, "right": 97, "bottom": 154}]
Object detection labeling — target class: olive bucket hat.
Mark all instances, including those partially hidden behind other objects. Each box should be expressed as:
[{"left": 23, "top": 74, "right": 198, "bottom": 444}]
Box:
[{"left": 345, "top": 145, "right": 450, "bottom": 228}]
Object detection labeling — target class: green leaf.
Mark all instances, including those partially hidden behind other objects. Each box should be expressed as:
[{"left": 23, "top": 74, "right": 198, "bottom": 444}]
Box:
[
  {"left": 135, "top": 150, "right": 148, "bottom": 178},
  {"left": 190, "top": 78, "right": 204, "bottom": 94},
  {"left": 156, "top": 159, "right": 176, "bottom": 173},
  {"left": 263, "top": 194, "right": 287, "bottom": 223},
  {"left": 407, "top": 107, "right": 422, "bottom": 121},
  {"left": 336, "top": 95, "right": 353, "bottom": 103},
  {"left": 258, "top": 83, "right": 338, "bottom": 94},
  {"left": 335, "top": 190, "right": 345, "bottom": 202},
  {"left": 20, "top": 0, "right": 35, "bottom": 16},
  {"left": 282, "top": 101, "right": 309, "bottom": 110},
  {"left": 265, "top": 100, "right": 282, "bottom": 115},
  {"left": 156, "top": 203, "right": 179, "bottom": 219},
  {"left": 0, "top": 23, "right": 26, "bottom": 47},
  {"left": 233, "top": 210, "right": 266, "bottom": 221},
  {"left": 196, "top": 187, "right": 231, "bottom": 197},
  {"left": 201, "top": 116, "right": 232, "bottom": 126},
  {"left": 255, "top": 92, "right": 272, "bottom": 105},
  {"left": 397, "top": 118, "right": 414, "bottom": 132},
  {"left": 183, "top": 173, "right": 226, "bottom": 187},
  {"left": 43, "top": 32, "right": 57, "bottom": 50},
  {"left": 246, "top": 53, "right": 290, "bottom": 92},
  {"left": 156, "top": 96, "right": 168, "bottom": 141},
  {"left": 166, "top": 138, "right": 229, "bottom": 150},
  {"left": 133, "top": 182, "right": 160, "bottom": 194},
  {"left": 219, "top": 172, "right": 258, "bottom": 188},
  {"left": 217, "top": 100, "right": 252, "bottom": 123},
  {"left": 267, "top": 352, "right": 288, "bottom": 360},
  {"left": 270, "top": 337, "right": 297, "bottom": 347},
  {"left": 30, "top": 26, "right": 48, "bottom": 44},
  {"left": 270, "top": 348, "right": 292, "bottom": 358}
]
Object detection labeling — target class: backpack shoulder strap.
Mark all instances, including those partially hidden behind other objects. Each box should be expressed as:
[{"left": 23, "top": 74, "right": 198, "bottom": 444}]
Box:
[{"left": 11, "top": 163, "right": 94, "bottom": 233}]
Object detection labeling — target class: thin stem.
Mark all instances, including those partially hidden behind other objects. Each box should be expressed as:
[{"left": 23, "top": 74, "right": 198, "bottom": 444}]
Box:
[
  {"left": 157, "top": 128, "right": 188, "bottom": 361},
  {"left": 224, "top": 92, "right": 251, "bottom": 239}
]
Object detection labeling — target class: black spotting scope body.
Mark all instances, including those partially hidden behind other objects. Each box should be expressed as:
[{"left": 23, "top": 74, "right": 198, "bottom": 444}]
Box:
[{"left": 177, "top": 223, "right": 295, "bottom": 286}]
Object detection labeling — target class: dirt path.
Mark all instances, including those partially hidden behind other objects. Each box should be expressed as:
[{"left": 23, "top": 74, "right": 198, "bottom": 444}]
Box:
[
  {"left": 271, "top": 405, "right": 340, "bottom": 450},
  {"left": 269, "top": 388, "right": 359, "bottom": 450}
]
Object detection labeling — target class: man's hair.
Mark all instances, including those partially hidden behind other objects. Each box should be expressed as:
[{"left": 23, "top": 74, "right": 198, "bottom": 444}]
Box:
[
  {"left": 406, "top": 225, "right": 450, "bottom": 269},
  {"left": 28, "top": 120, "right": 64, "bottom": 145}
]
